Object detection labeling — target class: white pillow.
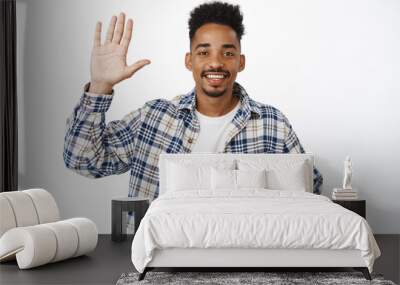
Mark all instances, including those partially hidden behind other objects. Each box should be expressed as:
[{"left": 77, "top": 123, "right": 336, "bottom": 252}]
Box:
[
  {"left": 236, "top": 169, "right": 268, "bottom": 189},
  {"left": 237, "top": 159, "right": 310, "bottom": 192},
  {"left": 211, "top": 168, "right": 236, "bottom": 190},
  {"left": 266, "top": 161, "right": 308, "bottom": 191},
  {"left": 211, "top": 168, "right": 268, "bottom": 190},
  {"left": 167, "top": 162, "right": 211, "bottom": 191},
  {"left": 164, "top": 158, "right": 236, "bottom": 193}
]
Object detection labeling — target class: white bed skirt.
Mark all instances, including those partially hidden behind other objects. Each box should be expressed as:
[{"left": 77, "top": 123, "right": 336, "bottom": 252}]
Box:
[{"left": 147, "top": 248, "right": 366, "bottom": 268}]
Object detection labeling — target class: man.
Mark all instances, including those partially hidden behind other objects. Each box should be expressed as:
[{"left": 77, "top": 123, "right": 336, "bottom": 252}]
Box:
[{"left": 64, "top": 2, "right": 323, "bottom": 202}]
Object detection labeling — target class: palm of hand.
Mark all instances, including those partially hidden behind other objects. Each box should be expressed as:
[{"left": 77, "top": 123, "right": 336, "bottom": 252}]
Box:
[
  {"left": 89, "top": 13, "right": 150, "bottom": 92},
  {"left": 91, "top": 43, "right": 128, "bottom": 85}
]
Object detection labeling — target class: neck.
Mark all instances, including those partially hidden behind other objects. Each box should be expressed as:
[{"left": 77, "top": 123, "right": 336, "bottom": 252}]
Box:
[{"left": 195, "top": 86, "right": 240, "bottom": 117}]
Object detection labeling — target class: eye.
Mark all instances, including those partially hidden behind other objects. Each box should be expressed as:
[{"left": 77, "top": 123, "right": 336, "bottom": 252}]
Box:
[
  {"left": 197, "top": 50, "right": 208, "bottom": 56},
  {"left": 224, "top": 51, "right": 235, "bottom": 57}
]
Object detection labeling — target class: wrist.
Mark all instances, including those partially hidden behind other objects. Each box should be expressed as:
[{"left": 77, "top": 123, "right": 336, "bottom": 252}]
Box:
[{"left": 88, "top": 81, "right": 114, "bottom": 95}]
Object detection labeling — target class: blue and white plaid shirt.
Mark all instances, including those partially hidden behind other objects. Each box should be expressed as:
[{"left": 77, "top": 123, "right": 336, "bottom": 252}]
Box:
[{"left": 64, "top": 82, "right": 323, "bottom": 200}]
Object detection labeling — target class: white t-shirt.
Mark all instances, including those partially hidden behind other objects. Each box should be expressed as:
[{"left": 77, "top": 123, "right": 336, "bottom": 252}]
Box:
[{"left": 191, "top": 101, "right": 240, "bottom": 153}]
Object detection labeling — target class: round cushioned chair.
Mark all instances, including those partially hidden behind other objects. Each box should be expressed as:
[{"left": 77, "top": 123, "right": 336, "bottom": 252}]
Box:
[{"left": 0, "top": 188, "right": 98, "bottom": 269}]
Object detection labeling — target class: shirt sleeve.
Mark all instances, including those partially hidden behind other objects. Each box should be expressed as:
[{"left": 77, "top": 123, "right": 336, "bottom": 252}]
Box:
[
  {"left": 282, "top": 114, "right": 323, "bottom": 194},
  {"left": 63, "top": 82, "right": 144, "bottom": 178}
]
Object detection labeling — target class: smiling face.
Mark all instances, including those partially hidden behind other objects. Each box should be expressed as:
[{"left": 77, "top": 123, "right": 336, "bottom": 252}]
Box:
[{"left": 185, "top": 23, "right": 245, "bottom": 98}]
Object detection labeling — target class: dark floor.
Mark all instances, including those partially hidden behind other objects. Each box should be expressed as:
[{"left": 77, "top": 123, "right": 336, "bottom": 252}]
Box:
[{"left": 0, "top": 234, "right": 398, "bottom": 285}]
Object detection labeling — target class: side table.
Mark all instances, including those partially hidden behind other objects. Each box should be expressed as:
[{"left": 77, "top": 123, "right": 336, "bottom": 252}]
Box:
[
  {"left": 111, "top": 197, "right": 149, "bottom": 242},
  {"left": 332, "top": 199, "right": 366, "bottom": 219}
]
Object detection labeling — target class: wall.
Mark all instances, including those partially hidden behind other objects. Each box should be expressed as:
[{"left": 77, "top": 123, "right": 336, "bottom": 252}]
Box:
[{"left": 16, "top": 0, "right": 400, "bottom": 233}]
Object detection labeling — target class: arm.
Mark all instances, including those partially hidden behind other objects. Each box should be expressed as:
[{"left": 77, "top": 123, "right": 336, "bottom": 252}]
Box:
[
  {"left": 63, "top": 83, "right": 145, "bottom": 178},
  {"left": 63, "top": 13, "right": 151, "bottom": 178},
  {"left": 282, "top": 115, "right": 323, "bottom": 194}
]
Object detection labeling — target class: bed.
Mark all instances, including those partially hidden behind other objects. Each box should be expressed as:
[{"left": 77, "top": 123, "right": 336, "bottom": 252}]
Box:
[{"left": 130, "top": 153, "right": 381, "bottom": 281}]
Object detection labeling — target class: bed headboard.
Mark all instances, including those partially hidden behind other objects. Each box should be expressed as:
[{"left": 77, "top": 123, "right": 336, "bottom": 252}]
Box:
[{"left": 158, "top": 153, "right": 314, "bottom": 195}]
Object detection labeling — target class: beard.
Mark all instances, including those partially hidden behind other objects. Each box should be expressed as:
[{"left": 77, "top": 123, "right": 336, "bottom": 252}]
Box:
[{"left": 201, "top": 86, "right": 227, "bottom": 98}]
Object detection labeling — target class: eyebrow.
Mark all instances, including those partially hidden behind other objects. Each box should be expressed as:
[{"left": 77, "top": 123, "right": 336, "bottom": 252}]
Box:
[
  {"left": 222, "top": 44, "right": 237, "bottom": 50},
  {"left": 194, "top": 43, "right": 210, "bottom": 50},
  {"left": 194, "top": 43, "right": 237, "bottom": 50}
]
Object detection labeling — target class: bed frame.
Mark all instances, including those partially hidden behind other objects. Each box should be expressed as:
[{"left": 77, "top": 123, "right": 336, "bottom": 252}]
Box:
[
  {"left": 138, "top": 248, "right": 371, "bottom": 280},
  {"left": 137, "top": 153, "right": 372, "bottom": 281}
]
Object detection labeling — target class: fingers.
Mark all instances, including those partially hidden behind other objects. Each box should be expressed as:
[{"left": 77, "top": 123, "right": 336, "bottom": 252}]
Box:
[
  {"left": 105, "top": 15, "right": 117, "bottom": 43},
  {"left": 103, "top": 13, "right": 132, "bottom": 46},
  {"left": 125, "top": 59, "right": 151, "bottom": 78},
  {"left": 112, "top": 13, "right": 125, "bottom": 44},
  {"left": 93, "top": 22, "right": 101, "bottom": 48},
  {"left": 121, "top": 19, "right": 133, "bottom": 51}
]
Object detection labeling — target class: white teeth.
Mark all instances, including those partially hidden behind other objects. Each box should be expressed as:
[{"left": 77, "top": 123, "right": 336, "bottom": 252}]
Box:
[{"left": 206, "top": 74, "right": 225, "bottom": 79}]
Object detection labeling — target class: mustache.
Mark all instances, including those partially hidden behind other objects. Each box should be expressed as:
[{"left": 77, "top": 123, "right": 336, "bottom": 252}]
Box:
[{"left": 201, "top": 69, "right": 230, "bottom": 77}]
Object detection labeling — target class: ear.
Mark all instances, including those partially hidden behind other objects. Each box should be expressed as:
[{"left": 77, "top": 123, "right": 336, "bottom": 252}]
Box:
[
  {"left": 185, "top": 52, "right": 192, "bottom": 71},
  {"left": 239, "top": 54, "right": 245, "bottom": 72}
]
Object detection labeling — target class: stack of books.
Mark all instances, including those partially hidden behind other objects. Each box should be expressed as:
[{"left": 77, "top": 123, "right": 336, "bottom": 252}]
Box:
[{"left": 332, "top": 188, "right": 358, "bottom": 200}]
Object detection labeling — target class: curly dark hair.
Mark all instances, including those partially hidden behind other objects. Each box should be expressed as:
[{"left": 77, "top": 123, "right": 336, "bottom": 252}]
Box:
[{"left": 188, "top": 1, "right": 244, "bottom": 44}]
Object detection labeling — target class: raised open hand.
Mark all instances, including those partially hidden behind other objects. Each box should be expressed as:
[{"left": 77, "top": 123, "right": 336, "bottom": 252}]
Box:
[{"left": 89, "top": 13, "right": 151, "bottom": 94}]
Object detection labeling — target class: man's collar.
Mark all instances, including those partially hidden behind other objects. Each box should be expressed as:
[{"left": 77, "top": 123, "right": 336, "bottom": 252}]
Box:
[{"left": 177, "top": 82, "right": 262, "bottom": 118}]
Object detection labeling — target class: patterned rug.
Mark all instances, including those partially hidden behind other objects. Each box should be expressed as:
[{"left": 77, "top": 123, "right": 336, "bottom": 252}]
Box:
[{"left": 116, "top": 271, "right": 396, "bottom": 285}]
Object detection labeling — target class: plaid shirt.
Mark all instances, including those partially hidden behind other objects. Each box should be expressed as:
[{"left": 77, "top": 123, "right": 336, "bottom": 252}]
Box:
[{"left": 64, "top": 82, "right": 323, "bottom": 200}]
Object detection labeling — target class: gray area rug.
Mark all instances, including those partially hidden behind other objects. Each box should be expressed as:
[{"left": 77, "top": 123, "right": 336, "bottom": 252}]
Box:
[{"left": 116, "top": 271, "right": 396, "bottom": 285}]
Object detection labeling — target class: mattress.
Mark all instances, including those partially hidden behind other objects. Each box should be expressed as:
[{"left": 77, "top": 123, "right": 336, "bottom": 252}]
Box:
[{"left": 131, "top": 190, "right": 381, "bottom": 273}]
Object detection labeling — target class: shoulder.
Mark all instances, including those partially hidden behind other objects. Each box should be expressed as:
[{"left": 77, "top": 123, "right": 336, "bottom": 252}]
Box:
[
  {"left": 123, "top": 93, "right": 188, "bottom": 123},
  {"left": 248, "top": 97, "right": 288, "bottom": 123},
  {"left": 120, "top": 96, "right": 184, "bottom": 129},
  {"left": 121, "top": 97, "right": 174, "bottom": 120},
  {"left": 140, "top": 95, "right": 185, "bottom": 116}
]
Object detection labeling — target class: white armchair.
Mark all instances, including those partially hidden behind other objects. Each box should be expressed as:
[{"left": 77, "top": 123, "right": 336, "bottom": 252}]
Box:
[{"left": 0, "top": 188, "right": 98, "bottom": 269}]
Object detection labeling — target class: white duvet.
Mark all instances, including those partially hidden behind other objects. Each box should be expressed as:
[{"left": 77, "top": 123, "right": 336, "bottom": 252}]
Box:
[{"left": 131, "top": 190, "right": 381, "bottom": 273}]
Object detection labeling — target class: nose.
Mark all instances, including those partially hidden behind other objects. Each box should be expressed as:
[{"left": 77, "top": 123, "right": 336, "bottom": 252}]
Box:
[{"left": 207, "top": 53, "right": 224, "bottom": 70}]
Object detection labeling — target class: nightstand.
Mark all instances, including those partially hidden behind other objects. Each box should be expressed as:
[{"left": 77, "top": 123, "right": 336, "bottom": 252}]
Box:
[
  {"left": 111, "top": 197, "right": 149, "bottom": 242},
  {"left": 332, "top": 199, "right": 366, "bottom": 218}
]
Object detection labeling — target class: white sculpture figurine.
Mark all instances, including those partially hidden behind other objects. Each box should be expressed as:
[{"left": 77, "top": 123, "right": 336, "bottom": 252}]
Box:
[{"left": 342, "top": 156, "right": 353, "bottom": 190}]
